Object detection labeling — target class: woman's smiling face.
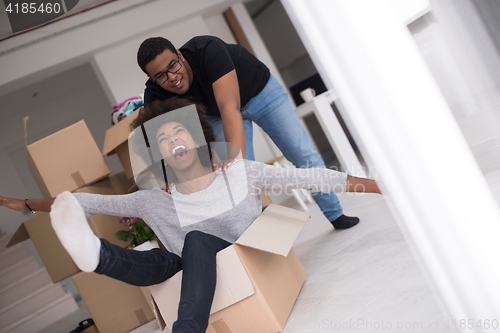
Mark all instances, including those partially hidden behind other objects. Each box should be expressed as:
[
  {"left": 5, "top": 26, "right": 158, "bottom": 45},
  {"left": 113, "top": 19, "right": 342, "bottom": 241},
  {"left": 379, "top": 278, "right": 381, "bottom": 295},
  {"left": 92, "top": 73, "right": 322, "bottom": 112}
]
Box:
[{"left": 156, "top": 121, "right": 200, "bottom": 171}]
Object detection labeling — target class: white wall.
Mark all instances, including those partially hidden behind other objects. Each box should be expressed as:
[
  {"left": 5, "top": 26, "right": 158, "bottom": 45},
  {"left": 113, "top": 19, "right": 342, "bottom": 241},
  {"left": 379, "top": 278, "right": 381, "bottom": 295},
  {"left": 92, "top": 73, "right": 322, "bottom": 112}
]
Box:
[
  {"left": 0, "top": 0, "right": 237, "bottom": 98},
  {"left": 409, "top": 1, "right": 500, "bottom": 176},
  {"left": 252, "top": 0, "right": 316, "bottom": 87},
  {"left": 204, "top": 13, "right": 238, "bottom": 44}
]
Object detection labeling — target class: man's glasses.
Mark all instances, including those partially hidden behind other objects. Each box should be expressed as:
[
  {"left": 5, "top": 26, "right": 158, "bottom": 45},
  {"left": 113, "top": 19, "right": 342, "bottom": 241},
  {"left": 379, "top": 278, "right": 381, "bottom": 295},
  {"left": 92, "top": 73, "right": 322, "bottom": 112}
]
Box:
[{"left": 154, "top": 54, "right": 182, "bottom": 85}]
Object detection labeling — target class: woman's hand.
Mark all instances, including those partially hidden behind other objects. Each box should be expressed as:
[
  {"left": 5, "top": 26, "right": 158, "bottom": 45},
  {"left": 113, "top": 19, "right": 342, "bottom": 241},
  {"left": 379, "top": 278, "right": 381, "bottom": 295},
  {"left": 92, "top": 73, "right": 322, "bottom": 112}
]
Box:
[
  {"left": 345, "top": 176, "right": 383, "bottom": 194},
  {"left": 0, "top": 196, "right": 54, "bottom": 212},
  {"left": 0, "top": 196, "right": 28, "bottom": 212}
]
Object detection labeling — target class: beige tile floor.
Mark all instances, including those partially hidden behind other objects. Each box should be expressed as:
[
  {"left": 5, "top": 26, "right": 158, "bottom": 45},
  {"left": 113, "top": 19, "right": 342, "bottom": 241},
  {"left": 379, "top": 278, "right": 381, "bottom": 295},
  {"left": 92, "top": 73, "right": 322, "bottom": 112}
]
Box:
[{"left": 129, "top": 192, "right": 453, "bottom": 333}]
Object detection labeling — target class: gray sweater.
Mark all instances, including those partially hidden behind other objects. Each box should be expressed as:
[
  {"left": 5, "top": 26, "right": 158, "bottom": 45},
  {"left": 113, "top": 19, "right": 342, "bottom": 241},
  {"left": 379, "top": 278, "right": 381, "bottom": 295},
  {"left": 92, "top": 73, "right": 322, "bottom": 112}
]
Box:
[{"left": 73, "top": 160, "right": 347, "bottom": 256}]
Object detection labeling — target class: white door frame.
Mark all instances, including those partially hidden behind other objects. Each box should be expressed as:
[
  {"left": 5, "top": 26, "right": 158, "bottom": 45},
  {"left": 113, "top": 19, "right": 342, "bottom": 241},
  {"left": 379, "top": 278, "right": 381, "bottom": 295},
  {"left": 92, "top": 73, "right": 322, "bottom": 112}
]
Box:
[{"left": 282, "top": 0, "right": 500, "bottom": 324}]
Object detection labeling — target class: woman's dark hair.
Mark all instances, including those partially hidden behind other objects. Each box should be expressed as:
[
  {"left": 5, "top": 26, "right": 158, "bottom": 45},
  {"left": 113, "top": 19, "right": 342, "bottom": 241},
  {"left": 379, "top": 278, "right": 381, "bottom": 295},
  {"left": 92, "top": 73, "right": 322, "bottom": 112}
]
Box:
[
  {"left": 130, "top": 97, "right": 215, "bottom": 184},
  {"left": 137, "top": 37, "right": 176, "bottom": 75}
]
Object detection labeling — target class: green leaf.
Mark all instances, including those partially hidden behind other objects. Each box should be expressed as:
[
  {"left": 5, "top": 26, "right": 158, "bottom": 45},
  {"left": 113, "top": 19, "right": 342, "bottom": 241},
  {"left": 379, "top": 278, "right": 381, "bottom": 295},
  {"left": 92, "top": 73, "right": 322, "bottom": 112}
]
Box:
[{"left": 115, "top": 230, "right": 132, "bottom": 242}]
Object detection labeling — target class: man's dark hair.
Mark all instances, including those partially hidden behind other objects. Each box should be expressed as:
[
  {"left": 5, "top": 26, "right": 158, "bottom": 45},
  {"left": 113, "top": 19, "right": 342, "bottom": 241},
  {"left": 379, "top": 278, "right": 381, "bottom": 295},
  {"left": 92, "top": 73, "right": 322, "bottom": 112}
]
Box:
[
  {"left": 130, "top": 97, "right": 215, "bottom": 184},
  {"left": 137, "top": 37, "right": 176, "bottom": 75}
]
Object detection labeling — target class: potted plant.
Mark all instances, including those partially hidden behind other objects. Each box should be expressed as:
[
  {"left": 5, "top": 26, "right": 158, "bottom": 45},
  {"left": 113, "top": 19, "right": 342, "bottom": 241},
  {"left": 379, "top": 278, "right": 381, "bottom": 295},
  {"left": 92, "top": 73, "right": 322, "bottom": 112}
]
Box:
[{"left": 115, "top": 217, "right": 158, "bottom": 251}]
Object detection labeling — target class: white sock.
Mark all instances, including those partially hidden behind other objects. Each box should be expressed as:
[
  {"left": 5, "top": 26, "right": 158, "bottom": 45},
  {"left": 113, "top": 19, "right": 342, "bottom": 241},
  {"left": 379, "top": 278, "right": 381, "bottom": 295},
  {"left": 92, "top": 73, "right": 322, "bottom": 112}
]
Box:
[{"left": 50, "top": 191, "right": 101, "bottom": 272}]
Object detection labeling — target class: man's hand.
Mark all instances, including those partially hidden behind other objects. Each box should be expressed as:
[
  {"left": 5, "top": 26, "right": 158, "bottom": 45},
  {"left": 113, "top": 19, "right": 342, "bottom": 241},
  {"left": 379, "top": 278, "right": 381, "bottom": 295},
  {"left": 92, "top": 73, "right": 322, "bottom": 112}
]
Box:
[
  {"left": 213, "top": 159, "right": 235, "bottom": 172},
  {"left": 213, "top": 142, "right": 243, "bottom": 172}
]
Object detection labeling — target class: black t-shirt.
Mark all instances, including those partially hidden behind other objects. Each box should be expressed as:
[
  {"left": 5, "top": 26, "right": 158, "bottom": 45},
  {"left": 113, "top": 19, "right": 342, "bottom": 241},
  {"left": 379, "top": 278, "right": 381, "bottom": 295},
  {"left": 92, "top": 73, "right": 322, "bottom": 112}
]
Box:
[{"left": 144, "top": 35, "right": 271, "bottom": 116}]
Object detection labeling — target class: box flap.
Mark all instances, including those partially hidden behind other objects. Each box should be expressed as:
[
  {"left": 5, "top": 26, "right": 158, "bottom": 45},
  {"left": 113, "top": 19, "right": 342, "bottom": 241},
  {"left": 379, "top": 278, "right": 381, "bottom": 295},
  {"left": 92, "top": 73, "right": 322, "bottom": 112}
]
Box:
[
  {"left": 7, "top": 222, "right": 30, "bottom": 247},
  {"left": 211, "top": 246, "right": 255, "bottom": 314},
  {"left": 102, "top": 107, "right": 142, "bottom": 156},
  {"left": 150, "top": 294, "right": 167, "bottom": 332},
  {"left": 235, "top": 204, "right": 310, "bottom": 256},
  {"left": 148, "top": 271, "right": 181, "bottom": 332}
]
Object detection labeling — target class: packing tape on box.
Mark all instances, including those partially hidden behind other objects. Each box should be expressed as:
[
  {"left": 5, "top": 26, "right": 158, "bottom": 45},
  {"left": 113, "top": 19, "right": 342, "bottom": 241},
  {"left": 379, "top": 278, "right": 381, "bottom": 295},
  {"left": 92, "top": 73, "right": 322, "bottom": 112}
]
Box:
[
  {"left": 23, "top": 116, "right": 29, "bottom": 146},
  {"left": 71, "top": 172, "right": 86, "bottom": 188},
  {"left": 211, "top": 319, "right": 232, "bottom": 333}
]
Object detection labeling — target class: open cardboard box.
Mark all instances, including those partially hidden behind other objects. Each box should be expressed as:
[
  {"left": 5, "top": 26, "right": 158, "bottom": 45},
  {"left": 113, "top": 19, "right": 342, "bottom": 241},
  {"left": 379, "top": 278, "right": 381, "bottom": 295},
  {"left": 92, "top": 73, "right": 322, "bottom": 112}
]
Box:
[
  {"left": 7, "top": 172, "right": 136, "bottom": 282},
  {"left": 24, "top": 117, "right": 110, "bottom": 198},
  {"left": 149, "top": 204, "right": 310, "bottom": 333},
  {"left": 102, "top": 107, "right": 142, "bottom": 179}
]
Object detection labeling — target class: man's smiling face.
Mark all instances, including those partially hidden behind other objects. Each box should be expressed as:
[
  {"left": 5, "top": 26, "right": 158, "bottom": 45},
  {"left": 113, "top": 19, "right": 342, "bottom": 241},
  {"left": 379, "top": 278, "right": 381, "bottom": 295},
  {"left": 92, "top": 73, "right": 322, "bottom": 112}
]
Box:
[{"left": 145, "top": 49, "right": 193, "bottom": 95}]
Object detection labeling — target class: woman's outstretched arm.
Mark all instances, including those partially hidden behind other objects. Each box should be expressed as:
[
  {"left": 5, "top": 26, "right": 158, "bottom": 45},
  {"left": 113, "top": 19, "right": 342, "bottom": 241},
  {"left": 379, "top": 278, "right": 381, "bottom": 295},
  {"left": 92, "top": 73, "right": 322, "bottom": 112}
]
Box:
[
  {"left": 0, "top": 191, "right": 148, "bottom": 219},
  {"left": 0, "top": 195, "right": 54, "bottom": 212},
  {"left": 247, "top": 160, "right": 382, "bottom": 194}
]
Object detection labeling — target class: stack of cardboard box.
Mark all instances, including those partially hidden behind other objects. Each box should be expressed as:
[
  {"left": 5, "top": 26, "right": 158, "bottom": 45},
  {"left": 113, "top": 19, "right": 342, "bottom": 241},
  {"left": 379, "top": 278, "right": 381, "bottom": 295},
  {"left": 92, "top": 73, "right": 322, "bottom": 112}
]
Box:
[
  {"left": 9, "top": 109, "right": 309, "bottom": 333},
  {"left": 8, "top": 112, "right": 155, "bottom": 333}
]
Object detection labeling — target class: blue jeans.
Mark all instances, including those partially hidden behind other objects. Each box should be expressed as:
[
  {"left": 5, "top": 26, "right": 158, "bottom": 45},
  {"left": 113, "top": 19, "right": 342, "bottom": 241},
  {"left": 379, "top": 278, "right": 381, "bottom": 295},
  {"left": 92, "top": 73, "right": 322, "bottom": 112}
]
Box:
[
  {"left": 95, "top": 232, "right": 231, "bottom": 333},
  {"left": 205, "top": 76, "right": 343, "bottom": 221}
]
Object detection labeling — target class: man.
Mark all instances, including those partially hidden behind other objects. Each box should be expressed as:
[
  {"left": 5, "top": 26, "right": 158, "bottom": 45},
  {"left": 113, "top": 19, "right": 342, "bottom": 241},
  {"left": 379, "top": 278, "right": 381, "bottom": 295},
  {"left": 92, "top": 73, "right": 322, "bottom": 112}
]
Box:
[{"left": 137, "top": 35, "right": 359, "bottom": 229}]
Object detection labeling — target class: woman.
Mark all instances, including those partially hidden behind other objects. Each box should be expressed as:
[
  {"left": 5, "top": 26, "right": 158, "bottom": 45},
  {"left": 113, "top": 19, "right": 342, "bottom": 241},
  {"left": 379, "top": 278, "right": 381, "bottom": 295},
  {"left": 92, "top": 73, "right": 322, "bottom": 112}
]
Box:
[{"left": 0, "top": 97, "right": 381, "bottom": 333}]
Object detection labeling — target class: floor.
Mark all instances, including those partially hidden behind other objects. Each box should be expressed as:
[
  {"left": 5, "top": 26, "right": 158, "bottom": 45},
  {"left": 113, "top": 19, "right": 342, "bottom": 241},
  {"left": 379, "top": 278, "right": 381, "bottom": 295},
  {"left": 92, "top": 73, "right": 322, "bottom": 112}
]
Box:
[
  {"left": 34, "top": 167, "right": 500, "bottom": 333},
  {"left": 41, "top": 192, "right": 453, "bottom": 333},
  {"left": 128, "top": 192, "right": 453, "bottom": 333},
  {"left": 40, "top": 167, "right": 500, "bottom": 333}
]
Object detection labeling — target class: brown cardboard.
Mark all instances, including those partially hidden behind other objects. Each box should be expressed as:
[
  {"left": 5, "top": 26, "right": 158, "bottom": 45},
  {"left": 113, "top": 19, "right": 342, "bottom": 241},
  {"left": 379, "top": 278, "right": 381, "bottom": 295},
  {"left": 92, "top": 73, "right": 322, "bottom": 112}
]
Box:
[
  {"left": 72, "top": 272, "right": 155, "bottom": 333},
  {"left": 24, "top": 117, "right": 110, "bottom": 198},
  {"left": 7, "top": 212, "right": 79, "bottom": 283},
  {"left": 102, "top": 108, "right": 142, "bottom": 178},
  {"left": 140, "top": 287, "right": 155, "bottom": 314},
  {"left": 7, "top": 172, "right": 136, "bottom": 282},
  {"left": 261, "top": 191, "right": 272, "bottom": 207},
  {"left": 73, "top": 172, "right": 136, "bottom": 248},
  {"left": 149, "top": 204, "right": 310, "bottom": 333}
]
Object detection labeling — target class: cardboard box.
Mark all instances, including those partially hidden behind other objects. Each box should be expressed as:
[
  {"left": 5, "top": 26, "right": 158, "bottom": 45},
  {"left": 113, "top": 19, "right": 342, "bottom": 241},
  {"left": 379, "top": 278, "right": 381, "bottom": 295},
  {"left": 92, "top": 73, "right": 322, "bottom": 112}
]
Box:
[
  {"left": 7, "top": 172, "right": 136, "bottom": 282},
  {"left": 7, "top": 212, "right": 79, "bottom": 283},
  {"left": 140, "top": 287, "right": 155, "bottom": 314},
  {"left": 261, "top": 191, "right": 272, "bottom": 207},
  {"left": 102, "top": 108, "right": 142, "bottom": 179},
  {"left": 24, "top": 117, "right": 110, "bottom": 198},
  {"left": 149, "top": 204, "right": 310, "bottom": 333},
  {"left": 72, "top": 272, "right": 155, "bottom": 333}
]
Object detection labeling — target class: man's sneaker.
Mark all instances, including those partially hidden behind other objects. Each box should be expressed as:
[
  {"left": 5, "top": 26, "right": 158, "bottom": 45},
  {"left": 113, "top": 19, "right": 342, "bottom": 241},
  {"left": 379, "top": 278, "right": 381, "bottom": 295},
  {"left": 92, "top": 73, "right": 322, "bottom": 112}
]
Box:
[{"left": 330, "top": 215, "right": 360, "bottom": 229}]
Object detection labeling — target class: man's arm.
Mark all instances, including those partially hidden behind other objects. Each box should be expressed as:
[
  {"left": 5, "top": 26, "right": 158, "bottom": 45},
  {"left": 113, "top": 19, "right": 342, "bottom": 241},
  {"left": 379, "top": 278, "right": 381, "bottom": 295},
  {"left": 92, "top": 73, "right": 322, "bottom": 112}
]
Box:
[
  {"left": 212, "top": 69, "right": 246, "bottom": 159},
  {"left": 0, "top": 195, "right": 54, "bottom": 212}
]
